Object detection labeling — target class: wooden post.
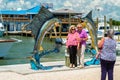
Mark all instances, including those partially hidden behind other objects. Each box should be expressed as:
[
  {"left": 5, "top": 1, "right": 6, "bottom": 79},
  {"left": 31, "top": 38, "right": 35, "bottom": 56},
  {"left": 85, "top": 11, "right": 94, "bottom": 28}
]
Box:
[
  {"left": 104, "top": 16, "right": 106, "bottom": 33},
  {"left": 65, "top": 49, "right": 70, "bottom": 67},
  {"left": 118, "top": 24, "right": 120, "bottom": 41},
  {"left": 68, "top": 13, "right": 71, "bottom": 26},
  {"left": 21, "top": 23, "right": 23, "bottom": 36},
  {"left": 96, "top": 17, "right": 99, "bottom": 30},
  {"left": 5, "top": 17, "right": 8, "bottom": 36},
  {"left": 109, "top": 18, "right": 112, "bottom": 29},
  {"left": 59, "top": 23, "right": 62, "bottom": 38},
  {"left": 5, "top": 23, "right": 8, "bottom": 36},
  {"left": 26, "top": 31, "right": 27, "bottom": 37},
  {"left": 96, "top": 17, "right": 99, "bottom": 44}
]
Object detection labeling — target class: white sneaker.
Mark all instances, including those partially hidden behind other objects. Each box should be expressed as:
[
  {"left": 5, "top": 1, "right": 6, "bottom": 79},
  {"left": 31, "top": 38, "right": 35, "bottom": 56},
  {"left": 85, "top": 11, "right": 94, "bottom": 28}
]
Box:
[{"left": 78, "top": 65, "right": 84, "bottom": 68}]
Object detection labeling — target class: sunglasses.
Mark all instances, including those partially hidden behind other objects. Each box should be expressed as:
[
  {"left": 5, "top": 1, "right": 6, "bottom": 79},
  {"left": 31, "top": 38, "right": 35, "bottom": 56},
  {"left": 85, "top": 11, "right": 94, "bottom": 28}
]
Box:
[
  {"left": 71, "top": 29, "right": 75, "bottom": 30},
  {"left": 77, "top": 27, "right": 82, "bottom": 28}
]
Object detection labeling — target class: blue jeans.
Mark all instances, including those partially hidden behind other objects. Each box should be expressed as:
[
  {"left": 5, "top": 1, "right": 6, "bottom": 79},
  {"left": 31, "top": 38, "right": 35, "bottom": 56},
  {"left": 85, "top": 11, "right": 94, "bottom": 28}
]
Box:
[{"left": 100, "top": 59, "right": 115, "bottom": 80}]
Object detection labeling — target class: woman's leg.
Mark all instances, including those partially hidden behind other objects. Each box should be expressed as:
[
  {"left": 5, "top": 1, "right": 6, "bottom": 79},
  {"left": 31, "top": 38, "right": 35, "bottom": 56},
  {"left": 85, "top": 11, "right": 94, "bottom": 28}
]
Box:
[
  {"left": 68, "top": 46, "right": 73, "bottom": 67},
  {"left": 72, "top": 46, "right": 77, "bottom": 67},
  {"left": 100, "top": 59, "right": 107, "bottom": 80},
  {"left": 107, "top": 61, "right": 115, "bottom": 80},
  {"left": 77, "top": 49, "right": 81, "bottom": 65},
  {"left": 80, "top": 45, "right": 85, "bottom": 67}
]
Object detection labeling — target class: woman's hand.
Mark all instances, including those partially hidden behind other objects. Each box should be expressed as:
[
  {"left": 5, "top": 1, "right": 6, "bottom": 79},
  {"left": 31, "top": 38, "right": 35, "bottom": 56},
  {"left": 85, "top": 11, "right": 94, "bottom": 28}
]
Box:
[
  {"left": 66, "top": 46, "right": 68, "bottom": 48},
  {"left": 77, "top": 46, "right": 80, "bottom": 50},
  {"left": 96, "top": 53, "right": 100, "bottom": 59},
  {"left": 82, "top": 37, "right": 88, "bottom": 41}
]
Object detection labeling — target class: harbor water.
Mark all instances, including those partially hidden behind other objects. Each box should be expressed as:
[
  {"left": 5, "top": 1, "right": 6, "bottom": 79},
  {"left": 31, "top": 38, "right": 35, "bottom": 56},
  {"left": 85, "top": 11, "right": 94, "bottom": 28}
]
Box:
[
  {"left": 0, "top": 35, "right": 120, "bottom": 65},
  {"left": 0, "top": 35, "right": 66, "bottom": 65}
]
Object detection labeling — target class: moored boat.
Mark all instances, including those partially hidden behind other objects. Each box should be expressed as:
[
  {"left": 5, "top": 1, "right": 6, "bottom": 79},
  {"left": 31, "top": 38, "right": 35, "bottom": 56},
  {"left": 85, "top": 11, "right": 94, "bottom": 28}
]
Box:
[{"left": 97, "top": 22, "right": 110, "bottom": 38}]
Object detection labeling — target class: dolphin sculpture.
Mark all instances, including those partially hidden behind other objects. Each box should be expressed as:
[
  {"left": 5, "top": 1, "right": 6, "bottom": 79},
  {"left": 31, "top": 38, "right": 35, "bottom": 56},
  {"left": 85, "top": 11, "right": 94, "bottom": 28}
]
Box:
[
  {"left": 82, "top": 11, "right": 98, "bottom": 53},
  {"left": 25, "top": 6, "right": 61, "bottom": 70},
  {"left": 82, "top": 11, "right": 100, "bottom": 66},
  {"left": 25, "top": 6, "right": 60, "bottom": 52},
  {"left": 25, "top": 6, "right": 98, "bottom": 69}
]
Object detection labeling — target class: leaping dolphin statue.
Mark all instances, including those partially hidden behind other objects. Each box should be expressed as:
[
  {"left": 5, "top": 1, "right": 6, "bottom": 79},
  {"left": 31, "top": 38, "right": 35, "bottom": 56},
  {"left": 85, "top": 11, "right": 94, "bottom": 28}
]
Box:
[
  {"left": 25, "top": 6, "right": 61, "bottom": 70},
  {"left": 25, "top": 6, "right": 98, "bottom": 70},
  {"left": 82, "top": 10, "right": 98, "bottom": 53},
  {"left": 25, "top": 6, "right": 60, "bottom": 52}
]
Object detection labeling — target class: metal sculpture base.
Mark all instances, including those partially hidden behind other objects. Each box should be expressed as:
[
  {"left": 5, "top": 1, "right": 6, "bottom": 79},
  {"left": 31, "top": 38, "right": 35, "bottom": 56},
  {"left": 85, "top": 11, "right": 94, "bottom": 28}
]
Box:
[{"left": 29, "top": 48, "right": 59, "bottom": 70}]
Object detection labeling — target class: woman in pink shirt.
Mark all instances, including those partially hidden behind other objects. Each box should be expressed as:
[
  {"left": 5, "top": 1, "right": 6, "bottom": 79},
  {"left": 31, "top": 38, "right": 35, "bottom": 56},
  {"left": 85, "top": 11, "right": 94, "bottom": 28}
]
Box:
[{"left": 66, "top": 25, "right": 80, "bottom": 68}]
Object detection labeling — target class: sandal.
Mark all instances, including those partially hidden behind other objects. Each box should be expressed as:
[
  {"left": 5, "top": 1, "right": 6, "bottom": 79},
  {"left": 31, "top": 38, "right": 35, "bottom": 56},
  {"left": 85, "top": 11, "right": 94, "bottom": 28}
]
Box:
[
  {"left": 72, "top": 64, "right": 75, "bottom": 68},
  {"left": 69, "top": 64, "right": 73, "bottom": 68}
]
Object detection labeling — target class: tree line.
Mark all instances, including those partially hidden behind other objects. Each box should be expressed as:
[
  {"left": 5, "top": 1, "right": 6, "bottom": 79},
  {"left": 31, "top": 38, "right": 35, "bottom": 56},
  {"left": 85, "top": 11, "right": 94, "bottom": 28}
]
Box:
[{"left": 109, "top": 20, "right": 120, "bottom": 26}]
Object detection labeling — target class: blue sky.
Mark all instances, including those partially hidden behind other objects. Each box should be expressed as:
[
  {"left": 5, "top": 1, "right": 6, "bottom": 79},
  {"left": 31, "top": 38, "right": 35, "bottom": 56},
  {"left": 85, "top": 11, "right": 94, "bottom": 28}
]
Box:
[{"left": 0, "top": 0, "right": 120, "bottom": 20}]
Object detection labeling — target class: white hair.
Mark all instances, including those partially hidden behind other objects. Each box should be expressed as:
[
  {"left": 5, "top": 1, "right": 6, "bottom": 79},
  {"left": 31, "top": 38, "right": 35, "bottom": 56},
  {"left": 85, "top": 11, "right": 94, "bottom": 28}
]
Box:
[{"left": 107, "top": 29, "right": 114, "bottom": 39}]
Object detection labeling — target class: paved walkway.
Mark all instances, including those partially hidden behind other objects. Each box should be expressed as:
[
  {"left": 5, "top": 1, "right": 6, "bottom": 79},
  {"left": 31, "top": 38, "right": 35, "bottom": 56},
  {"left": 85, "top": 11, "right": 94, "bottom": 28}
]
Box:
[{"left": 0, "top": 57, "right": 120, "bottom": 80}]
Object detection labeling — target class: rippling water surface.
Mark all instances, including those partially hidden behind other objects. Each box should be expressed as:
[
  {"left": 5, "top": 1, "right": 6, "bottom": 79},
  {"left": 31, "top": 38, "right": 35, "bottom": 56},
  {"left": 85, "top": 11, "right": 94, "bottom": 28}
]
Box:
[
  {"left": 0, "top": 35, "right": 66, "bottom": 65},
  {"left": 0, "top": 35, "right": 120, "bottom": 65}
]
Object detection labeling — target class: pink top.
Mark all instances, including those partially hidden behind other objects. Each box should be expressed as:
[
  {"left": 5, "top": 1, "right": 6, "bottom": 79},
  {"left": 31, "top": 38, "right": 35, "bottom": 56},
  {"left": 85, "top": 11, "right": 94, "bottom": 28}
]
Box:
[{"left": 66, "top": 32, "right": 80, "bottom": 47}]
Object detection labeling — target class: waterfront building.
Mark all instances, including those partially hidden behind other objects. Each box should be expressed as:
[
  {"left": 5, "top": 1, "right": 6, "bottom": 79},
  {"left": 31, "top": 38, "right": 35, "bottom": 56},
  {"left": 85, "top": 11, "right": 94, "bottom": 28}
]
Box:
[
  {"left": 44, "top": 9, "right": 82, "bottom": 38},
  {"left": 52, "top": 9, "right": 82, "bottom": 36},
  {"left": 0, "top": 5, "right": 82, "bottom": 37},
  {"left": 0, "top": 5, "right": 40, "bottom": 35}
]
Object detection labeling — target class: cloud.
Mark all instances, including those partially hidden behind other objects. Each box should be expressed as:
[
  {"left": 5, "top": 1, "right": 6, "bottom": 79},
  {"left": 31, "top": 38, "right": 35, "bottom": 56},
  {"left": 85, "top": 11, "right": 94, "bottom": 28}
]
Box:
[
  {"left": 0, "top": 0, "right": 120, "bottom": 20},
  {"left": 19, "top": 0, "right": 24, "bottom": 4},
  {"left": 0, "top": 0, "right": 3, "bottom": 3},
  {"left": 63, "top": 1, "right": 72, "bottom": 7},
  {"left": 108, "top": 0, "right": 120, "bottom": 7},
  {"left": 1, "top": 0, "right": 37, "bottom": 10},
  {"left": 107, "top": 11, "right": 120, "bottom": 20}
]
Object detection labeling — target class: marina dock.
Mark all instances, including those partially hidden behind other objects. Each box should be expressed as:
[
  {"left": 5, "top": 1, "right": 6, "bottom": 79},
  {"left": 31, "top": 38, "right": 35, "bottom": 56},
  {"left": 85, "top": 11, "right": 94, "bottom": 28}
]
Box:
[
  {"left": 4, "top": 31, "right": 32, "bottom": 37},
  {"left": 4, "top": 31, "right": 68, "bottom": 38}
]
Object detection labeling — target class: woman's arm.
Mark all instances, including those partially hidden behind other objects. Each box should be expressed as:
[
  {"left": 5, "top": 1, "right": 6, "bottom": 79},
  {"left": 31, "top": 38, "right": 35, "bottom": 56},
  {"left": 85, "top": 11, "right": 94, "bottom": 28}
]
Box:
[
  {"left": 82, "top": 37, "right": 88, "bottom": 41},
  {"left": 66, "top": 34, "right": 69, "bottom": 48},
  {"left": 82, "top": 30, "right": 88, "bottom": 41},
  {"left": 98, "top": 37, "right": 105, "bottom": 49},
  {"left": 96, "top": 52, "right": 100, "bottom": 59}
]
